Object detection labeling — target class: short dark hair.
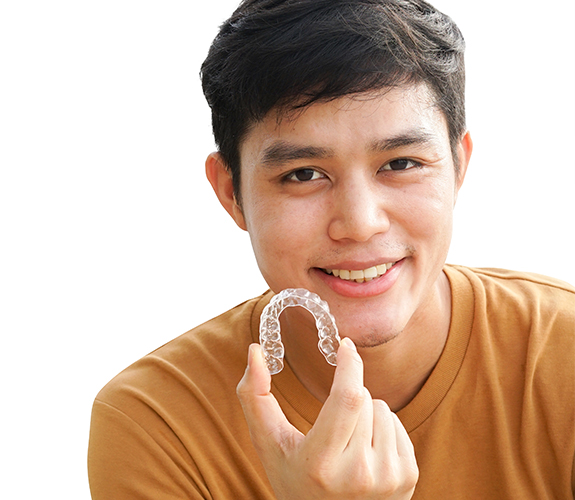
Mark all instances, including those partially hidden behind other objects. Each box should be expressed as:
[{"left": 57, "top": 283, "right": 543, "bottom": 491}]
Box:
[{"left": 201, "top": 0, "right": 466, "bottom": 202}]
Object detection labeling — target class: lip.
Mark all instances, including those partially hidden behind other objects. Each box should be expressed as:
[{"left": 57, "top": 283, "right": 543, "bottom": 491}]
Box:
[{"left": 313, "top": 258, "right": 405, "bottom": 298}]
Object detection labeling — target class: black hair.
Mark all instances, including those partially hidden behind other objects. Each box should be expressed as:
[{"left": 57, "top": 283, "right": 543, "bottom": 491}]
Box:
[{"left": 201, "top": 0, "right": 466, "bottom": 202}]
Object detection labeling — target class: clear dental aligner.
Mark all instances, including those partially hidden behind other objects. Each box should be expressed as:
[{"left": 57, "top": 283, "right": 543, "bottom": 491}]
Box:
[{"left": 259, "top": 288, "right": 341, "bottom": 375}]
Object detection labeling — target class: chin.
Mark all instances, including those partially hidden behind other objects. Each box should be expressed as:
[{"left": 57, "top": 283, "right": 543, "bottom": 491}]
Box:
[{"left": 348, "top": 326, "right": 403, "bottom": 349}]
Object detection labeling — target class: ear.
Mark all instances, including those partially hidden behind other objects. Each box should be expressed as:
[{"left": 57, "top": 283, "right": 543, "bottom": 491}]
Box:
[
  {"left": 454, "top": 130, "right": 473, "bottom": 202},
  {"left": 205, "top": 152, "right": 247, "bottom": 231}
]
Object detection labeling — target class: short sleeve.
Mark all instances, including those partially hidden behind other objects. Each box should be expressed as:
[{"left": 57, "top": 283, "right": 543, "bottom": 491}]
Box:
[{"left": 88, "top": 399, "right": 209, "bottom": 500}]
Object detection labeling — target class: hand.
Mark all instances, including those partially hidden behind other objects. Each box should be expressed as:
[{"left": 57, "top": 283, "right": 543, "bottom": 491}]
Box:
[{"left": 236, "top": 338, "right": 419, "bottom": 499}]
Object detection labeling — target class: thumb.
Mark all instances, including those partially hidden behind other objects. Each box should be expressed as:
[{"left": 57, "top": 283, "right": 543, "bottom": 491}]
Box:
[{"left": 237, "top": 344, "right": 303, "bottom": 456}]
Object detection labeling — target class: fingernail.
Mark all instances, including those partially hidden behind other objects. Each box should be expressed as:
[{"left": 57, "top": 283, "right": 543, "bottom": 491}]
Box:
[
  {"left": 248, "top": 343, "right": 264, "bottom": 368},
  {"left": 342, "top": 337, "right": 357, "bottom": 352},
  {"left": 247, "top": 344, "right": 255, "bottom": 368}
]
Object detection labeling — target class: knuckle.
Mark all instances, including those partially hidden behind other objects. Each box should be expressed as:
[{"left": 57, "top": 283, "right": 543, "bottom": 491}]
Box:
[
  {"left": 373, "top": 399, "right": 394, "bottom": 422},
  {"left": 335, "top": 386, "right": 365, "bottom": 413},
  {"left": 350, "top": 464, "right": 377, "bottom": 494},
  {"left": 236, "top": 376, "right": 253, "bottom": 401},
  {"left": 379, "top": 470, "right": 402, "bottom": 496},
  {"left": 403, "top": 461, "right": 420, "bottom": 489},
  {"left": 378, "top": 461, "right": 419, "bottom": 495},
  {"left": 275, "top": 426, "right": 298, "bottom": 455},
  {"left": 236, "top": 381, "right": 249, "bottom": 401},
  {"left": 373, "top": 398, "right": 391, "bottom": 412},
  {"left": 307, "top": 461, "right": 336, "bottom": 490}
]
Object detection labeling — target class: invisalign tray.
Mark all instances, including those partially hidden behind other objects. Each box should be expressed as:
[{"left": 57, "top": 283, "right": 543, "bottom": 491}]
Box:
[{"left": 259, "top": 288, "right": 341, "bottom": 375}]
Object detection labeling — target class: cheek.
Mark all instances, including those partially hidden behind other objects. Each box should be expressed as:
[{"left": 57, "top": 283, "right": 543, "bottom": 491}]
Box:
[
  {"left": 245, "top": 198, "right": 322, "bottom": 268},
  {"left": 402, "top": 176, "right": 455, "bottom": 246}
]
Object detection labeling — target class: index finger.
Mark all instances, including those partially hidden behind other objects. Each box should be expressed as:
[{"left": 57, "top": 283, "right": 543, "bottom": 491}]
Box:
[{"left": 306, "top": 337, "right": 367, "bottom": 454}]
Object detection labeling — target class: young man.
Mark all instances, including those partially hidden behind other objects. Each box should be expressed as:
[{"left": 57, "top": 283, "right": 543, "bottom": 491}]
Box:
[{"left": 88, "top": 1, "right": 575, "bottom": 498}]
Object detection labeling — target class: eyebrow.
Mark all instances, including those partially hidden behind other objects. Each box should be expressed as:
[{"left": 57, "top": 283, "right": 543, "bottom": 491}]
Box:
[
  {"left": 259, "top": 129, "right": 438, "bottom": 168},
  {"left": 260, "top": 141, "right": 334, "bottom": 168},
  {"left": 368, "top": 130, "right": 437, "bottom": 153}
]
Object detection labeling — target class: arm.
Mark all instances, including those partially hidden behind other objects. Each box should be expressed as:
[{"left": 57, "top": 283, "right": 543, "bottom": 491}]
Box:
[
  {"left": 236, "top": 338, "right": 419, "bottom": 499},
  {"left": 88, "top": 400, "right": 208, "bottom": 499}
]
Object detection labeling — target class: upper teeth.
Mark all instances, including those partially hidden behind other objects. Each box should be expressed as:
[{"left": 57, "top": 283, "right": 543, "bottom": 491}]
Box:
[{"left": 325, "top": 262, "right": 394, "bottom": 283}]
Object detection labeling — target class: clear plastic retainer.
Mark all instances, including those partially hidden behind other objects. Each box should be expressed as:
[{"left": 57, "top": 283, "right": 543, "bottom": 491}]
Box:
[{"left": 259, "top": 288, "right": 341, "bottom": 375}]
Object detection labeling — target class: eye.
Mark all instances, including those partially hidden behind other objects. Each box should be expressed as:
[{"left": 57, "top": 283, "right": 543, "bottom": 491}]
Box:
[
  {"left": 285, "top": 168, "right": 324, "bottom": 182},
  {"left": 380, "top": 159, "right": 421, "bottom": 171}
]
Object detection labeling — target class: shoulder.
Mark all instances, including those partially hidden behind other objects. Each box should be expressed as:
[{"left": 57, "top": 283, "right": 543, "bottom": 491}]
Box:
[
  {"left": 445, "top": 265, "right": 574, "bottom": 386},
  {"left": 89, "top": 292, "right": 275, "bottom": 497},
  {"left": 445, "top": 264, "right": 574, "bottom": 348},
  {"left": 446, "top": 264, "right": 575, "bottom": 308},
  {"left": 465, "top": 266, "right": 573, "bottom": 292},
  {"left": 94, "top": 291, "right": 272, "bottom": 415}
]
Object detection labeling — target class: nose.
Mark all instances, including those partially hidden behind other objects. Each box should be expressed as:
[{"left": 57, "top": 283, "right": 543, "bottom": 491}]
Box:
[{"left": 327, "top": 177, "right": 390, "bottom": 242}]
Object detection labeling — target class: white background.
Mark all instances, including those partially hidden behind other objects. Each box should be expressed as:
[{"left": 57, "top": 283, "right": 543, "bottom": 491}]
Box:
[{"left": 1, "top": 1, "right": 573, "bottom": 498}]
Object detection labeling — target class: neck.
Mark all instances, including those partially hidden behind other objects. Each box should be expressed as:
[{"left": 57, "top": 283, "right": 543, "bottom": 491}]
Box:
[{"left": 281, "top": 270, "right": 452, "bottom": 412}]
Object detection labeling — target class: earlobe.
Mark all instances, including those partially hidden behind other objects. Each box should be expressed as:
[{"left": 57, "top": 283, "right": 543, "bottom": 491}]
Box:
[{"left": 205, "top": 152, "right": 247, "bottom": 231}]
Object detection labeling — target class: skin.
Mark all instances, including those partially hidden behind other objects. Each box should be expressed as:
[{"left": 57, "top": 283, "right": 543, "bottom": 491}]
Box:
[{"left": 206, "top": 83, "right": 472, "bottom": 498}]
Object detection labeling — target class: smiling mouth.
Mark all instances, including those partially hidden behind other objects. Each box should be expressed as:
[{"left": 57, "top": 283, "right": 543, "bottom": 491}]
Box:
[{"left": 321, "top": 261, "right": 399, "bottom": 283}]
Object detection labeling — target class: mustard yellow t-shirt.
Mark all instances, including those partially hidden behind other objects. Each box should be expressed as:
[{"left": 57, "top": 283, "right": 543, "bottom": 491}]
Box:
[{"left": 88, "top": 265, "right": 575, "bottom": 498}]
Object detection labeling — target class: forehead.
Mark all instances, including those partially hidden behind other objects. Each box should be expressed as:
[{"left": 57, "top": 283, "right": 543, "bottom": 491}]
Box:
[{"left": 239, "top": 84, "right": 448, "bottom": 164}]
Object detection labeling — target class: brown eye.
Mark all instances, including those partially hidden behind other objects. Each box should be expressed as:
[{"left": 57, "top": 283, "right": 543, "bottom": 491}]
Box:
[
  {"left": 380, "top": 159, "right": 420, "bottom": 171},
  {"left": 389, "top": 159, "right": 410, "bottom": 170},
  {"left": 287, "top": 169, "right": 323, "bottom": 182},
  {"left": 295, "top": 169, "right": 315, "bottom": 181}
]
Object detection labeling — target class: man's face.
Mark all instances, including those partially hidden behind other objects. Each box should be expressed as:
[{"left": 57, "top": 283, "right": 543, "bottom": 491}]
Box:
[{"left": 229, "top": 84, "right": 469, "bottom": 347}]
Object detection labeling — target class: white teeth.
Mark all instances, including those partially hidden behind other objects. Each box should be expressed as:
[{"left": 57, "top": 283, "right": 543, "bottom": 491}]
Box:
[
  {"left": 324, "top": 262, "right": 396, "bottom": 283},
  {"left": 350, "top": 270, "right": 364, "bottom": 280},
  {"left": 364, "top": 266, "right": 378, "bottom": 279}
]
